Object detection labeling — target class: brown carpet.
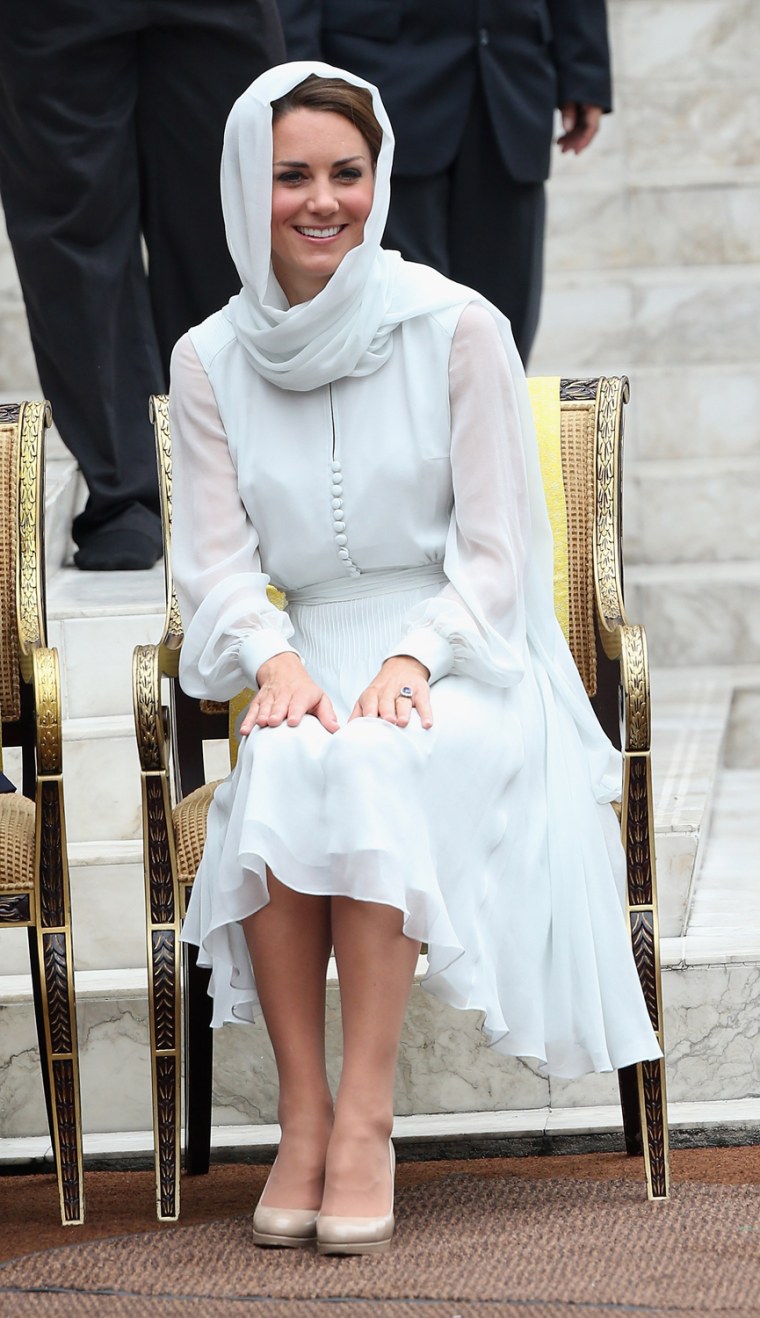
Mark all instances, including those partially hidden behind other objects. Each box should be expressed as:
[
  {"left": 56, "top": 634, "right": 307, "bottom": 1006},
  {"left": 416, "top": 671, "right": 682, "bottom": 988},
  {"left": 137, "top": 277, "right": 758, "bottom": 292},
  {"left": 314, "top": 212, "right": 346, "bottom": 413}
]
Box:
[{"left": 2, "top": 1150, "right": 760, "bottom": 1316}]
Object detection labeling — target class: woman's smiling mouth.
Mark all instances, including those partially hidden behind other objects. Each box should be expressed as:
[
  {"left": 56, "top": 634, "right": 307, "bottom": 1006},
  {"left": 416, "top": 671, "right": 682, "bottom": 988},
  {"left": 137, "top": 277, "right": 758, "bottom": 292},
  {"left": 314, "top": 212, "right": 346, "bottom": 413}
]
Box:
[{"left": 295, "top": 225, "right": 346, "bottom": 239}]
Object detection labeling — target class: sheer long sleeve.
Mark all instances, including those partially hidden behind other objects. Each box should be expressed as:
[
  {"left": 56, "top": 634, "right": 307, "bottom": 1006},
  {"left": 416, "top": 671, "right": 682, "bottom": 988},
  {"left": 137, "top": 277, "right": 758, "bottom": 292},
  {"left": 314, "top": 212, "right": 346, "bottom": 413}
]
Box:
[
  {"left": 387, "top": 303, "right": 532, "bottom": 686},
  {"left": 170, "top": 334, "right": 299, "bottom": 700}
]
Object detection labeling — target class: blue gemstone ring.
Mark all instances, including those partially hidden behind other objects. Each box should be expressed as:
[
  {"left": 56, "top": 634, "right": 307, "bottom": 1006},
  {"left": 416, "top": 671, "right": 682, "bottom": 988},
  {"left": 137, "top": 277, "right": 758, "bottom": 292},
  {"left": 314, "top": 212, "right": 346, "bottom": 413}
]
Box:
[{"left": 398, "top": 686, "right": 414, "bottom": 699}]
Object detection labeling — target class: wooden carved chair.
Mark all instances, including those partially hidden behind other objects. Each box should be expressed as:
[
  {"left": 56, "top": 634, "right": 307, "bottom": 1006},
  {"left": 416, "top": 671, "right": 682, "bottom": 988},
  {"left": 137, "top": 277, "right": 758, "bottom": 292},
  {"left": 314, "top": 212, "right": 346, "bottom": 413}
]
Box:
[
  {"left": 0, "top": 401, "right": 84, "bottom": 1224},
  {"left": 134, "top": 380, "right": 669, "bottom": 1221}
]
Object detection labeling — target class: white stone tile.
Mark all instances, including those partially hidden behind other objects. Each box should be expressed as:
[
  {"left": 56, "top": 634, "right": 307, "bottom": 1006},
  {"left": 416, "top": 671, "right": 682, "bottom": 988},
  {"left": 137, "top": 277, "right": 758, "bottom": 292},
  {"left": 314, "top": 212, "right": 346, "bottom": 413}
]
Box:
[
  {"left": 48, "top": 565, "right": 165, "bottom": 620},
  {"left": 623, "top": 365, "right": 760, "bottom": 462},
  {"left": 663, "top": 961, "right": 760, "bottom": 1101},
  {"left": 77, "top": 996, "right": 153, "bottom": 1134},
  {"left": 62, "top": 718, "right": 143, "bottom": 843},
  {"left": 545, "top": 1104, "right": 622, "bottom": 1134},
  {"left": 531, "top": 280, "right": 634, "bottom": 375},
  {"left": 0, "top": 929, "right": 33, "bottom": 978},
  {"left": 545, "top": 184, "right": 630, "bottom": 272},
  {"left": 614, "top": 1, "right": 759, "bottom": 82},
  {"left": 725, "top": 694, "right": 760, "bottom": 769},
  {"left": 632, "top": 270, "right": 760, "bottom": 366},
  {"left": 626, "top": 564, "right": 760, "bottom": 667},
  {"left": 623, "top": 84, "right": 760, "bottom": 174},
  {"left": 548, "top": 1070, "right": 621, "bottom": 1110},
  {"left": 630, "top": 184, "right": 760, "bottom": 267},
  {"left": 655, "top": 830, "right": 699, "bottom": 939},
  {"left": 61, "top": 613, "right": 167, "bottom": 718},
  {"left": 625, "top": 459, "right": 760, "bottom": 564},
  {"left": 69, "top": 861, "right": 147, "bottom": 972},
  {"left": 0, "top": 1001, "right": 48, "bottom": 1138}
]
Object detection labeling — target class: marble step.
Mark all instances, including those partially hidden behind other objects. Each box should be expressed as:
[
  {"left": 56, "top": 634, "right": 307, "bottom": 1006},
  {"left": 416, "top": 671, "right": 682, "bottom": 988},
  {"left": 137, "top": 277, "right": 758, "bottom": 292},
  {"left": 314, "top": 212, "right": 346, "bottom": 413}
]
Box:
[
  {"left": 5, "top": 1096, "right": 760, "bottom": 1169},
  {"left": 625, "top": 457, "right": 760, "bottom": 564},
  {"left": 0, "top": 843, "right": 146, "bottom": 977},
  {"left": 545, "top": 176, "right": 760, "bottom": 274},
  {"left": 531, "top": 264, "right": 760, "bottom": 379},
  {"left": 1, "top": 931, "right": 758, "bottom": 1141},
  {"left": 626, "top": 561, "right": 760, "bottom": 667},
  {"left": 621, "top": 363, "right": 760, "bottom": 463}
]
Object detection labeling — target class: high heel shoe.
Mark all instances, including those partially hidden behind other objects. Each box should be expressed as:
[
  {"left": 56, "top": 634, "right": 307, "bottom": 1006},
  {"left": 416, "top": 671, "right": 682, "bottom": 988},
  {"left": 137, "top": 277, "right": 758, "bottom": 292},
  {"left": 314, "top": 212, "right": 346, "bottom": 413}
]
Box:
[
  {"left": 316, "top": 1140, "right": 395, "bottom": 1256},
  {"left": 252, "top": 1162, "right": 319, "bottom": 1248}
]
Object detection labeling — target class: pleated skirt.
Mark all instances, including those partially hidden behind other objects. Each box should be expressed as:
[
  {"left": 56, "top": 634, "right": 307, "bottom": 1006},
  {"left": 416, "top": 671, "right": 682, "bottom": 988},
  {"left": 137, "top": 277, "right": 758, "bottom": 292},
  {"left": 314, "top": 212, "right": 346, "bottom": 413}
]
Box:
[{"left": 182, "top": 570, "right": 661, "bottom": 1079}]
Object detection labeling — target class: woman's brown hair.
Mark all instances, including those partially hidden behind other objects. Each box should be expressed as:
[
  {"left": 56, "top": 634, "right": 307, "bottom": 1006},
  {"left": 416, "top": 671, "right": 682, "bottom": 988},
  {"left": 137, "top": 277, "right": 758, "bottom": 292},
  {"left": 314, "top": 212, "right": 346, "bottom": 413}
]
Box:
[{"left": 271, "top": 75, "right": 383, "bottom": 165}]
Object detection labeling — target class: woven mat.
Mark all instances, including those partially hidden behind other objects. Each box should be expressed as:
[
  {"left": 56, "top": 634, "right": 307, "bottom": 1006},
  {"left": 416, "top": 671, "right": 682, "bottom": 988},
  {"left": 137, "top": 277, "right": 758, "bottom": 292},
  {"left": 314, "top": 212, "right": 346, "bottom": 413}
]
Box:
[{"left": 2, "top": 1156, "right": 760, "bottom": 1316}]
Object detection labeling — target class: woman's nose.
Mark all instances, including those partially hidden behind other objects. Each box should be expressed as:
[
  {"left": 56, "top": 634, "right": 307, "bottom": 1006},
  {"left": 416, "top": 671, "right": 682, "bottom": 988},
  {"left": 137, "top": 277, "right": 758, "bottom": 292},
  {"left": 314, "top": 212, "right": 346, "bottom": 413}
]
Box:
[{"left": 306, "top": 185, "right": 339, "bottom": 215}]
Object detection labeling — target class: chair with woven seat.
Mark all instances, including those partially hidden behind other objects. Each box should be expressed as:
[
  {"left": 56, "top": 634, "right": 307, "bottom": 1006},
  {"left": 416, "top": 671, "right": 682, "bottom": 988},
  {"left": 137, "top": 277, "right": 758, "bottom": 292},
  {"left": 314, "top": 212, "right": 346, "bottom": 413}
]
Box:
[
  {"left": 0, "top": 401, "right": 85, "bottom": 1225},
  {"left": 134, "top": 379, "right": 669, "bottom": 1222}
]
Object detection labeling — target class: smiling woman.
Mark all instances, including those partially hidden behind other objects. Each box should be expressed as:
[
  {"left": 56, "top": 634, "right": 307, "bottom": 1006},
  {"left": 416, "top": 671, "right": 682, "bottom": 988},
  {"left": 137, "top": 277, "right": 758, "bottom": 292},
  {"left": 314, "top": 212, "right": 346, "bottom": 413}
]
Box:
[
  {"left": 270, "top": 107, "right": 375, "bottom": 306},
  {"left": 168, "top": 60, "right": 661, "bottom": 1259}
]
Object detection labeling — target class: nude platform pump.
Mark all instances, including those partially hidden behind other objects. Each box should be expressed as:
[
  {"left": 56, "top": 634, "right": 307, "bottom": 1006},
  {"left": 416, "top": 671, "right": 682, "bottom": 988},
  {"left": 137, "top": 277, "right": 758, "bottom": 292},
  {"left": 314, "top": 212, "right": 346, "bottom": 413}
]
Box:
[
  {"left": 316, "top": 1140, "right": 396, "bottom": 1256},
  {"left": 252, "top": 1163, "right": 319, "bottom": 1248}
]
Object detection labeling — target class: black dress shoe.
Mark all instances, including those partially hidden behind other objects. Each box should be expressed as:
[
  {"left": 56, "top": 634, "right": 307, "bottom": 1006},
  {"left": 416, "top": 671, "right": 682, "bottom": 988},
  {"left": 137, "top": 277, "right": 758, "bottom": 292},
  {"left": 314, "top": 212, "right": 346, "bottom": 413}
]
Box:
[{"left": 74, "top": 527, "right": 162, "bottom": 571}]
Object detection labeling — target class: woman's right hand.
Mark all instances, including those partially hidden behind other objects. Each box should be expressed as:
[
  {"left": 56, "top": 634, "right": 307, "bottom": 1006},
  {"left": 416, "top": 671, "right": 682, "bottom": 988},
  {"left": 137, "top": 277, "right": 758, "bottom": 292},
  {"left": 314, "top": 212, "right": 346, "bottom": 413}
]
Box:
[{"left": 240, "top": 652, "right": 339, "bottom": 735}]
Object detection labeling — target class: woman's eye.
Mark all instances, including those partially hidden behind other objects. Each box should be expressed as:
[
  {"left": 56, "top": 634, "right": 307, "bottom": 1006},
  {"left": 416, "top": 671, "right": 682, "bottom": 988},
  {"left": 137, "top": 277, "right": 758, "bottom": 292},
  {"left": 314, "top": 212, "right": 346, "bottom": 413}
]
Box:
[
  {"left": 336, "top": 168, "right": 362, "bottom": 182},
  {"left": 275, "top": 171, "right": 304, "bottom": 184}
]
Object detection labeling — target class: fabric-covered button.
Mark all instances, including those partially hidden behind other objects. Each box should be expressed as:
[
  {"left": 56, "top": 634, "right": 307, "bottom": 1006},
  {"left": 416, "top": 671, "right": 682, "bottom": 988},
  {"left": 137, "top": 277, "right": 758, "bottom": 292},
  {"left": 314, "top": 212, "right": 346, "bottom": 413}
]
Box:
[
  {"left": 332, "top": 483, "right": 343, "bottom": 495},
  {"left": 335, "top": 533, "right": 348, "bottom": 545},
  {"left": 332, "top": 497, "right": 343, "bottom": 509},
  {"left": 338, "top": 548, "right": 350, "bottom": 560},
  {"left": 333, "top": 518, "right": 346, "bottom": 530},
  {"left": 349, "top": 567, "right": 361, "bottom": 577},
  {"left": 331, "top": 460, "right": 342, "bottom": 473}
]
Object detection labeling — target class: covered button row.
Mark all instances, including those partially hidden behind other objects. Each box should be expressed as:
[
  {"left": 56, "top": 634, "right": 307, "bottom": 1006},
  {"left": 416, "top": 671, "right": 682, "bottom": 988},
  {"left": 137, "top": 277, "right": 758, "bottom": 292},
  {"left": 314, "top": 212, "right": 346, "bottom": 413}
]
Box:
[{"left": 330, "top": 459, "right": 360, "bottom": 576}]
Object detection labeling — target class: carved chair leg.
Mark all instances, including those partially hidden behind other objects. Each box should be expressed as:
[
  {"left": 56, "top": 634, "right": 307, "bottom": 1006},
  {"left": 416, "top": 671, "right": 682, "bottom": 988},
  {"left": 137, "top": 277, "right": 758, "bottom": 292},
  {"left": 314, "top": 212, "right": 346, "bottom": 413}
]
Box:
[
  {"left": 617, "top": 1064, "right": 643, "bottom": 1157},
  {"left": 149, "top": 924, "right": 182, "bottom": 1221},
  {"left": 184, "top": 942, "right": 214, "bottom": 1176},
  {"left": 36, "top": 924, "right": 85, "bottom": 1224},
  {"left": 27, "top": 926, "right": 55, "bottom": 1144},
  {"left": 637, "top": 1057, "right": 669, "bottom": 1201}
]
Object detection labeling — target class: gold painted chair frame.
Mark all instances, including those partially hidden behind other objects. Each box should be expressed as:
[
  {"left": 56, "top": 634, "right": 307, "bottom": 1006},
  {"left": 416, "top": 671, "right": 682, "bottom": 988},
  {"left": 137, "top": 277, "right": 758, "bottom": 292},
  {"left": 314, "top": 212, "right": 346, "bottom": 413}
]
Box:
[
  {"left": 134, "top": 379, "right": 669, "bottom": 1222},
  {"left": 0, "top": 402, "right": 84, "bottom": 1224}
]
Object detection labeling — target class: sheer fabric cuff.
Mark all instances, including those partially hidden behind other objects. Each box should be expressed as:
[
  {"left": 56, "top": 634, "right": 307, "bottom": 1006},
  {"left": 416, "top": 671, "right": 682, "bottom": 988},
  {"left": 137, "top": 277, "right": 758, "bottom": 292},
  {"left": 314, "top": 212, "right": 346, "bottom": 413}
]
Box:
[
  {"left": 386, "top": 628, "right": 454, "bottom": 685},
  {"left": 239, "top": 632, "right": 301, "bottom": 687}
]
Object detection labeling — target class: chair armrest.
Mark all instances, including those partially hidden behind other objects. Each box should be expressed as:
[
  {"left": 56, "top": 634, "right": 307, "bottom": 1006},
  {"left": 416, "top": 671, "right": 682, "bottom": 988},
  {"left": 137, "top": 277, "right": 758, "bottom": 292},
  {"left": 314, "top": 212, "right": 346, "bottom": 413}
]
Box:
[
  {"left": 593, "top": 376, "right": 629, "bottom": 662},
  {"left": 32, "top": 646, "right": 63, "bottom": 777},
  {"left": 149, "top": 395, "right": 183, "bottom": 671},
  {"left": 17, "top": 402, "right": 51, "bottom": 681},
  {"left": 133, "top": 643, "right": 172, "bottom": 773}
]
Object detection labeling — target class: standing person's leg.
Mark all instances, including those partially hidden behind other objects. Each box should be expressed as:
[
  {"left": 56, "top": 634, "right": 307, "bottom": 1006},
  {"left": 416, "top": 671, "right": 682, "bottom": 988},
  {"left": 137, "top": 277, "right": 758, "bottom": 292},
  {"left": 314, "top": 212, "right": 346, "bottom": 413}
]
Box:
[
  {"left": 448, "top": 81, "right": 546, "bottom": 366},
  {"left": 0, "top": 0, "right": 164, "bottom": 568},
  {"left": 242, "top": 875, "right": 334, "bottom": 1210},
  {"left": 321, "top": 898, "right": 420, "bottom": 1216},
  {"left": 138, "top": 0, "right": 286, "bottom": 375}
]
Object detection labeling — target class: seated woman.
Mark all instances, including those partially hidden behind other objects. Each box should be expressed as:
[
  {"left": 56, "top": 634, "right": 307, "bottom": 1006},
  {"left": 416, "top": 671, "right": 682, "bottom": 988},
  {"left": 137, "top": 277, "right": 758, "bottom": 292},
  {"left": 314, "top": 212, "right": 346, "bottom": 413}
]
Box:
[{"left": 170, "top": 61, "right": 661, "bottom": 1256}]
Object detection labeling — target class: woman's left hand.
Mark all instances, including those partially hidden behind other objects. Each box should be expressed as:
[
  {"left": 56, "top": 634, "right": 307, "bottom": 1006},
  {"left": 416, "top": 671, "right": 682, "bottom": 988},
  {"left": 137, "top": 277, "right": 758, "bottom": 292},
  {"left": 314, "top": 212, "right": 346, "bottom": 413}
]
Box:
[{"left": 349, "top": 656, "right": 433, "bottom": 729}]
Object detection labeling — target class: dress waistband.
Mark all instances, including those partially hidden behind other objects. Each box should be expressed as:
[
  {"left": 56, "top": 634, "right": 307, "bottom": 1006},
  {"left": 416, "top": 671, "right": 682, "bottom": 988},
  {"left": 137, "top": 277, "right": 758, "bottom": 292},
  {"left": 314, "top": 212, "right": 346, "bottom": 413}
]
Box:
[{"left": 285, "top": 563, "right": 446, "bottom": 606}]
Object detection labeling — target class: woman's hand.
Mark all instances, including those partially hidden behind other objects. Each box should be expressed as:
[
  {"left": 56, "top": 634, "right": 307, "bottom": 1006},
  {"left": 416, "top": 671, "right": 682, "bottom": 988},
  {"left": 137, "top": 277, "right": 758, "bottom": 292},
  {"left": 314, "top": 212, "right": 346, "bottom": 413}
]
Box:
[
  {"left": 349, "top": 656, "right": 432, "bottom": 729},
  {"left": 240, "top": 653, "right": 339, "bottom": 734}
]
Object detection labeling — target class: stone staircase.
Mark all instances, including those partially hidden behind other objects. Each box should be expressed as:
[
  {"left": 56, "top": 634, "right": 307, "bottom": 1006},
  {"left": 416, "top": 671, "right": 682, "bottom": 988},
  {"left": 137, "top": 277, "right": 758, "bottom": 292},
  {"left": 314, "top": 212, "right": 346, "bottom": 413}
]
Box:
[{"left": 2, "top": 0, "right": 759, "bottom": 1164}]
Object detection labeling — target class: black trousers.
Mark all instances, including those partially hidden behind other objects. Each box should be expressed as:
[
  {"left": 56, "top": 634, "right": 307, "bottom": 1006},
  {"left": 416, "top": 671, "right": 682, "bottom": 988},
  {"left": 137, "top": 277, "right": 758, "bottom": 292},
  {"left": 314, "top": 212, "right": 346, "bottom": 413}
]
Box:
[
  {"left": 0, "top": 0, "right": 284, "bottom": 546},
  {"left": 384, "top": 81, "right": 545, "bottom": 366}
]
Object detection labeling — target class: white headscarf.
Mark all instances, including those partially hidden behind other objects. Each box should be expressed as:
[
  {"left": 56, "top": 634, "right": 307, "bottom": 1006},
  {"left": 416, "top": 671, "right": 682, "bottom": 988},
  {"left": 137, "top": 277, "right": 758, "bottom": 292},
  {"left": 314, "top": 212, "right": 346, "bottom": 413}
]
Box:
[{"left": 220, "top": 62, "right": 557, "bottom": 600}]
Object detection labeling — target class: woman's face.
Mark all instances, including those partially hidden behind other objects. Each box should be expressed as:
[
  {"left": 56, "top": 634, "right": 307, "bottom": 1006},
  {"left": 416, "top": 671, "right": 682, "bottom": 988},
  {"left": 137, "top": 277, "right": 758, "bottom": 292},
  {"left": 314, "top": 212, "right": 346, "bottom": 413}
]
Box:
[{"left": 270, "top": 108, "right": 375, "bottom": 306}]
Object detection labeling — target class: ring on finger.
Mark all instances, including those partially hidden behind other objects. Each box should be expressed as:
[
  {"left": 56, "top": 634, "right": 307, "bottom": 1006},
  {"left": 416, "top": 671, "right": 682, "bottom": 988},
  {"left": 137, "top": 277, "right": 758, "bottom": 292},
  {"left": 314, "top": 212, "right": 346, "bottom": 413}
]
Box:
[{"left": 397, "top": 686, "right": 414, "bottom": 700}]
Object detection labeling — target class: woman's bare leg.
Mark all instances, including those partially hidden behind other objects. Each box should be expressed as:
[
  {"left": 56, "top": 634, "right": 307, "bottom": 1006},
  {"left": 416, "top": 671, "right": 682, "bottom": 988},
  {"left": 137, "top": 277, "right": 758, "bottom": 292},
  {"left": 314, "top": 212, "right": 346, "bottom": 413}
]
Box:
[
  {"left": 242, "top": 871, "right": 334, "bottom": 1210},
  {"left": 321, "top": 897, "right": 420, "bottom": 1216}
]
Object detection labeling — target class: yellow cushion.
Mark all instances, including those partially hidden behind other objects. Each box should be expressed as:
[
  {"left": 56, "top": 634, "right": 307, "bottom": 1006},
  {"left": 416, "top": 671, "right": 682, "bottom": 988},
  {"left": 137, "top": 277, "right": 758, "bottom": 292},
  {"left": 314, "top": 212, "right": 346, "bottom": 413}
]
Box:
[{"left": 527, "top": 376, "right": 570, "bottom": 641}]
